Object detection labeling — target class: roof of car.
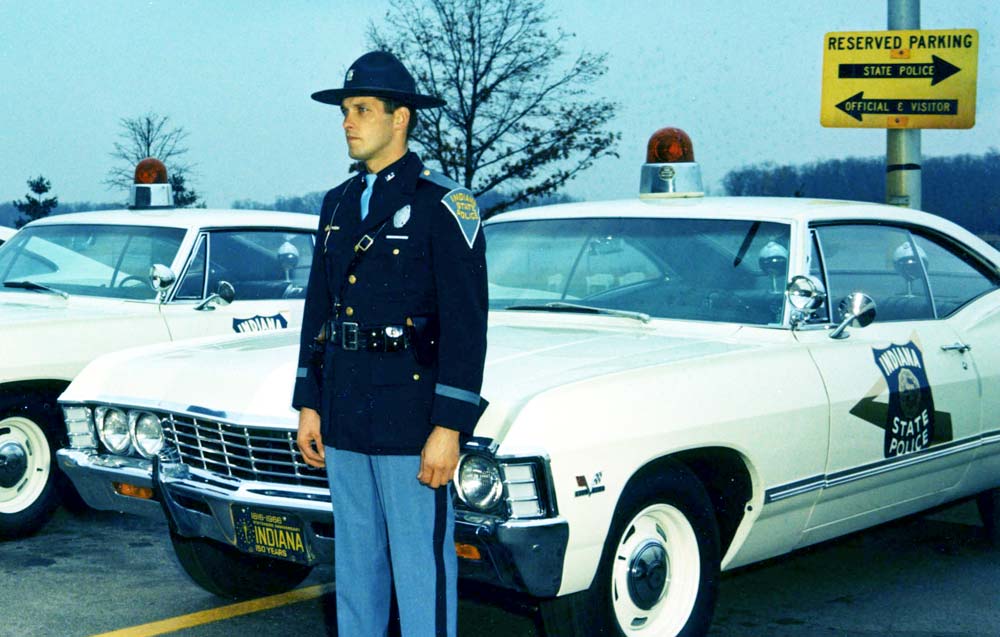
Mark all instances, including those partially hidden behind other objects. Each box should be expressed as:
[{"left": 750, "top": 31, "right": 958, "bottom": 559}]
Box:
[
  {"left": 487, "top": 196, "right": 950, "bottom": 226},
  {"left": 25, "top": 208, "right": 318, "bottom": 231}
]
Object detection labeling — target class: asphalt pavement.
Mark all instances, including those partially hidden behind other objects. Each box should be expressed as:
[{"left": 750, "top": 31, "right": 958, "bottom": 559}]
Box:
[{"left": 3, "top": 499, "right": 999, "bottom": 637}]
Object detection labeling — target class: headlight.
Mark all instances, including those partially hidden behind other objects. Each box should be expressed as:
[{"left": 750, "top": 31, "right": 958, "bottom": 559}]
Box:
[
  {"left": 455, "top": 454, "right": 503, "bottom": 511},
  {"left": 95, "top": 407, "right": 131, "bottom": 454},
  {"left": 129, "top": 411, "right": 164, "bottom": 459}
]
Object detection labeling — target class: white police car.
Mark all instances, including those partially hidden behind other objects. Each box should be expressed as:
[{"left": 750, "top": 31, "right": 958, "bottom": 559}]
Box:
[
  {"left": 0, "top": 225, "right": 16, "bottom": 247},
  {"left": 57, "top": 134, "right": 1000, "bottom": 637},
  {"left": 0, "top": 159, "right": 317, "bottom": 539}
]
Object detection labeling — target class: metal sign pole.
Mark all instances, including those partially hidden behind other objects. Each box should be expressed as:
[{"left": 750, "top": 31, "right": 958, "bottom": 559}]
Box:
[{"left": 887, "top": 0, "right": 921, "bottom": 209}]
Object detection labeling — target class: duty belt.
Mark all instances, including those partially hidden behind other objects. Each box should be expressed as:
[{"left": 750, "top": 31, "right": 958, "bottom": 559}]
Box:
[{"left": 326, "top": 320, "right": 410, "bottom": 352}]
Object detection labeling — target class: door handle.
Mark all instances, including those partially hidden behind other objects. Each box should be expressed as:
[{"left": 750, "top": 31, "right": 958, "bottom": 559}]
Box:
[{"left": 941, "top": 342, "right": 972, "bottom": 353}]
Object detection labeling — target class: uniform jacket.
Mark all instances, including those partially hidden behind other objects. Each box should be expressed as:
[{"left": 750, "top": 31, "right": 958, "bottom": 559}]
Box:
[{"left": 293, "top": 152, "right": 488, "bottom": 454}]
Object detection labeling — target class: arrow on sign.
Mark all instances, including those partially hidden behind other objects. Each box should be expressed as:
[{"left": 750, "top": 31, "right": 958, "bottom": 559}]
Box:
[
  {"left": 838, "top": 55, "right": 961, "bottom": 86},
  {"left": 835, "top": 92, "right": 958, "bottom": 122}
]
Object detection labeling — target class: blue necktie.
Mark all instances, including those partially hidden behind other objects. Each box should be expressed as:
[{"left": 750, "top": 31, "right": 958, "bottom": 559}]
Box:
[{"left": 360, "top": 173, "right": 376, "bottom": 221}]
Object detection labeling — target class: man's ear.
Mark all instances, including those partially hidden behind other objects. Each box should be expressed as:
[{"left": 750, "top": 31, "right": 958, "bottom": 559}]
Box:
[{"left": 395, "top": 107, "right": 410, "bottom": 131}]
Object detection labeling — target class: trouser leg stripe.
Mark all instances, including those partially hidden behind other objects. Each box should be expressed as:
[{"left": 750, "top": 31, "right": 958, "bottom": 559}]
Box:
[{"left": 434, "top": 487, "right": 447, "bottom": 637}]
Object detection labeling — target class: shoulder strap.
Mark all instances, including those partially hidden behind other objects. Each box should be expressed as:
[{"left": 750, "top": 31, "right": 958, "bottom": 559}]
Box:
[{"left": 334, "top": 217, "right": 394, "bottom": 317}]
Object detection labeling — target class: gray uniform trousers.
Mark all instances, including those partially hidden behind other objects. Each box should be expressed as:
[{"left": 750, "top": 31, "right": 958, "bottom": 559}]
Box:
[{"left": 325, "top": 446, "right": 458, "bottom": 637}]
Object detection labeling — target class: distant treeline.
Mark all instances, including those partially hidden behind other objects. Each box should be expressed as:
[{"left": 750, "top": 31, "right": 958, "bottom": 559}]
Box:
[
  {"left": 230, "top": 190, "right": 574, "bottom": 216},
  {"left": 4, "top": 154, "right": 996, "bottom": 236},
  {"left": 722, "top": 151, "right": 1000, "bottom": 236},
  {"left": 0, "top": 200, "right": 121, "bottom": 228}
]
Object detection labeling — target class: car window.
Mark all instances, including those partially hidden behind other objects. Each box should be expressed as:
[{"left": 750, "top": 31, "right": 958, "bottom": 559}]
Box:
[
  {"left": 911, "top": 232, "right": 1000, "bottom": 316},
  {"left": 485, "top": 217, "right": 791, "bottom": 325},
  {"left": 0, "top": 224, "right": 185, "bottom": 300},
  {"left": 806, "top": 232, "right": 832, "bottom": 323},
  {"left": 204, "top": 230, "right": 314, "bottom": 301},
  {"left": 814, "top": 224, "right": 934, "bottom": 322},
  {"left": 174, "top": 235, "right": 207, "bottom": 300}
]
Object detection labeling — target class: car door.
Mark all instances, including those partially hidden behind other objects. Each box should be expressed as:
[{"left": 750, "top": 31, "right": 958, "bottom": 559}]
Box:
[
  {"left": 793, "top": 222, "right": 983, "bottom": 539},
  {"left": 159, "top": 228, "right": 315, "bottom": 340}
]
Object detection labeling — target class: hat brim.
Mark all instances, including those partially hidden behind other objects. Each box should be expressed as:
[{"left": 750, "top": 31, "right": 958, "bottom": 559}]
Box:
[{"left": 311, "top": 87, "right": 446, "bottom": 109}]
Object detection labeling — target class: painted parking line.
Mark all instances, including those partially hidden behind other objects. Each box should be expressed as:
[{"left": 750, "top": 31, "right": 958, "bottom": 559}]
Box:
[{"left": 90, "top": 583, "right": 333, "bottom": 637}]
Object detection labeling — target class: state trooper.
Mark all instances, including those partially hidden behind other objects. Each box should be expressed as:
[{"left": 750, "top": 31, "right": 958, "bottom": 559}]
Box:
[{"left": 293, "top": 51, "right": 488, "bottom": 637}]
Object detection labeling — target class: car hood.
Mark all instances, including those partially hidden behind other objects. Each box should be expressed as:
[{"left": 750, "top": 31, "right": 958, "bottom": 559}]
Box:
[
  {"left": 63, "top": 313, "right": 752, "bottom": 439},
  {"left": 0, "top": 291, "right": 154, "bottom": 325}
]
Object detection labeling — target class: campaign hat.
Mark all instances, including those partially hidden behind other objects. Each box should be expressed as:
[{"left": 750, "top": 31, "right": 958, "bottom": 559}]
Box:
[{"left": 311, "top": 51, "right": 446, "bottom": 109}]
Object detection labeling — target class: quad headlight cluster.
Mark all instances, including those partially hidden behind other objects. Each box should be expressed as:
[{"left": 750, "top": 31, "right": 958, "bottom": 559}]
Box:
[
  {"left": 453, "top": 453, "right": 550, "bottom": 519},
  {"left": 72, "top": 406, "right": 166, "bottom": 459}
]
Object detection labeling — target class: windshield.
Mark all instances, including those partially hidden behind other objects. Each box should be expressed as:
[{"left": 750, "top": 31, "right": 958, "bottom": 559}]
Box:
[
  {"left": 485, "top": 217, "right": 791, "bottom": 325},
  {"left": 0, "top": 224, "right": 186, "bottom": 300}
]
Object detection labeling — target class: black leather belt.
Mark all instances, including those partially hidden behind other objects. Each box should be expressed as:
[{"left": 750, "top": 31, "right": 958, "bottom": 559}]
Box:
[{"left": 326, "top": 320, "right": 410, "bottom": 352}]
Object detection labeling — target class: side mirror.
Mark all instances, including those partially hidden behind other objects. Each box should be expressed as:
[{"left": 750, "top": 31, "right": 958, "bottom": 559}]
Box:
[
  {"left": 786, "top": 275, "right": 826, "bottom": 328},
  {"left": 829, "top": 292, "right": 876, "bottom": 339},
  {"left": 149, "top": 264, "right": 176, "bottom": 303},
  {"left": 195, "top": 280, "right": 236, "bottom": 311}
]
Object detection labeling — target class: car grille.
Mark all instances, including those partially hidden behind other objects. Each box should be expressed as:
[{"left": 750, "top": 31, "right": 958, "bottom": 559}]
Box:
[{"left": 161, "top": 413, "right": 327, "bottom": 489}]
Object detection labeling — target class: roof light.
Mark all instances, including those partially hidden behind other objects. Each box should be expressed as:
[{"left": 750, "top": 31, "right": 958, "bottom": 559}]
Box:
[
  {"left": 639, "top": 126, "right": 704, "bottom": 199},
  {"left": 646, "top": 127, "right": 695, "bottom": 163},
  {"left": 129, "top": 157, "right": 174, "bottom": 209}
]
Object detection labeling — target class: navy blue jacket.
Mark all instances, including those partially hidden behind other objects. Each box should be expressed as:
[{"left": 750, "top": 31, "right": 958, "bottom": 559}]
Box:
[{"left": 292, "top": 152, "right": 488, "bottom": 454}]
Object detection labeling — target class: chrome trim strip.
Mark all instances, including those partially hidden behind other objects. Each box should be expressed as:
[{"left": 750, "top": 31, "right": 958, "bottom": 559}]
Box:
[
  {"left": 70, "top": 397, "right": 297, "bottom": 430},
  {"left": 765, "top": 429, "right": 1000, "bottom": 504}
]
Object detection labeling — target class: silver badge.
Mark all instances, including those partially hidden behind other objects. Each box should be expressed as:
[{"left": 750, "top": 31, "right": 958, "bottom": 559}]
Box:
[
  {"left": 385, "top": 326, "right": 404, "bottom": 338},
  {"left": 346, "top": 69, "right": 354, "bottom": 82},
  {"left": 393, "top": 205, "right": 411, "bottom": 228}
]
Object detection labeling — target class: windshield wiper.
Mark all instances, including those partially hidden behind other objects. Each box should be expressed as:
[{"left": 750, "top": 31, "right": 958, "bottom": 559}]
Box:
[
  {"left": 3, "top": 280, "right": 70, "bottom": 298},
  {"left": 505, "top": 302, "right": 651, "bottom": 323}
]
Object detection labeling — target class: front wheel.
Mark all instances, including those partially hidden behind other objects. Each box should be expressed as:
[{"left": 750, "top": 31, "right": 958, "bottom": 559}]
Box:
[
  {"left": 0, "top": 411, "right": 60, "bottom": 539},
  {"left": 170, "top": 531, "right": 313, "bottom": 599},
  {"left": 541, "top": 464, "right": 720, "bottom": 637}
]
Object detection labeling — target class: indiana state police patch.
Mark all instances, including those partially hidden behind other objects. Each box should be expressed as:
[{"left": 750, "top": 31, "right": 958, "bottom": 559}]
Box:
[
  {"left": 441, "top": 188, "right": 480, "bottom": 248},
  {"left": 872, "top": 340, "right": 936, "bottom": 457}
]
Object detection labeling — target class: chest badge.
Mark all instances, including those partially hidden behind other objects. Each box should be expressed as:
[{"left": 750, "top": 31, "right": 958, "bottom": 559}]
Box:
[{"left": 393, "top": 205, "right": 411, "bottom": 228}]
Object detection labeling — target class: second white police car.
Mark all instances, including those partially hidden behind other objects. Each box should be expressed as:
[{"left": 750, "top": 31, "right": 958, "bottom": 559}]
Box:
[
  {"left": 58, "top": 132, "right": 1000, "bottom": 637},
  {"left": 0, "top": 159, "right": 316, "bottom": 539}
]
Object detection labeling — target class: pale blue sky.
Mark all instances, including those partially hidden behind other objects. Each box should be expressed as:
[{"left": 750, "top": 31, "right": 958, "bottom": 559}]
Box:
[{"left": 1, "top": 1, "right": 996, "bottom": 208}]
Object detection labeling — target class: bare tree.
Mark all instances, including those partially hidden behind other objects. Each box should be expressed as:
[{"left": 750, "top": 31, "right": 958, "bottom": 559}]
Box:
[
  {"left": 369, "top": 0, "right": 620, "bottom": 215},
  {"left": 106, "top": 113, "right": 201, "bottom": 206}
]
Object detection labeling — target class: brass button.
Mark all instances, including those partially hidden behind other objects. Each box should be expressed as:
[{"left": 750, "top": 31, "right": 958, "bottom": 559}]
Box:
[
  {"left": 348, "top": 274, "right": 357, "bottom": 284},
  {"left": 412, "top": 373, "right": 420, "bottom": 381},
  {"left": 392, "top": 248, "right": 400, "bottom": 255},
  {"left": 345, "top": 307, "right": 354, "bottom": 316},
  {"left": 423, "top": 169, "right": 430, "bottom": 176}
]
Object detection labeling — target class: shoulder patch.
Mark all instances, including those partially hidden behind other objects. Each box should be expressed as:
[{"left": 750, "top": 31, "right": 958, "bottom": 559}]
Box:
[
  {"left": 419, "top": 168, "right": 461, "bottom": 191},
  {"left": 440, "top": 188, "right": 481, "bottom": 249}
]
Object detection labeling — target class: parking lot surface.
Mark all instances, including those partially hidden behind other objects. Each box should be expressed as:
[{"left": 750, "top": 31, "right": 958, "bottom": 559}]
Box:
[{"left": 4, "top": 500, "right": 999, "bottom": 636}]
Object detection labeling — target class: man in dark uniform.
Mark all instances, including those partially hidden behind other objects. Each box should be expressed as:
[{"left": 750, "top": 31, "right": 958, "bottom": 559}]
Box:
[{"left": 293, "top": 51, "right": 488, "bottom": 637}]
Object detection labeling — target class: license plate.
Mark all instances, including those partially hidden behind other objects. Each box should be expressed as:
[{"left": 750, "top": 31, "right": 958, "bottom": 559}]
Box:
[{"left": 232, "top": 505, "right": 311, "bottom": 564}]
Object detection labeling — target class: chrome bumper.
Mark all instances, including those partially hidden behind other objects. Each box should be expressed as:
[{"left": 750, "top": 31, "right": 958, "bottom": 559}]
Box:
[{"left": 56, "top": 448, "right": 568, "bottom": 597}]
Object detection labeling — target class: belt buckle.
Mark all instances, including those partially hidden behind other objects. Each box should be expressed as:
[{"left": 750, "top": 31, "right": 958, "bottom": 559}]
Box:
[{"left": 341, "top": 322, "right": 359, "bottom": 350}]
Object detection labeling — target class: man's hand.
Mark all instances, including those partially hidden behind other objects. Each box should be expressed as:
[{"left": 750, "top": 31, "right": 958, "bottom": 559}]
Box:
[
  {"left": 297, "top": 407, "right": 325, "bottom": 468},
  {"left": 417, "top": 425, "right": 460, "bottom": 489}
]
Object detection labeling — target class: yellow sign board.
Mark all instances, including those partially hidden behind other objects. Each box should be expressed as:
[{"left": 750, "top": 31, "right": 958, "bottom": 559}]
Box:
[{"left": 821, "top": 29, "right": 978, "bottom": 129}]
